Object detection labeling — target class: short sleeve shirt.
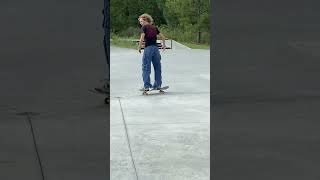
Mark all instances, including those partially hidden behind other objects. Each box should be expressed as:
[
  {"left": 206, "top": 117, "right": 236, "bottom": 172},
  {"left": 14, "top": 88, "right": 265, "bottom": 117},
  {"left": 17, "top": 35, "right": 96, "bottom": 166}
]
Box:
[{"left": 140, "top": 24, "right": 160, "bottom": 47}]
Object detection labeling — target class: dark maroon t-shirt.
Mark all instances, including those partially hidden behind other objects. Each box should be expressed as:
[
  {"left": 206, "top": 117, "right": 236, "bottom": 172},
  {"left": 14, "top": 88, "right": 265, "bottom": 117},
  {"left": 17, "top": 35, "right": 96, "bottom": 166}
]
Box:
[{"left": 141, "top": 24, "right": 160, "bottom": 47}]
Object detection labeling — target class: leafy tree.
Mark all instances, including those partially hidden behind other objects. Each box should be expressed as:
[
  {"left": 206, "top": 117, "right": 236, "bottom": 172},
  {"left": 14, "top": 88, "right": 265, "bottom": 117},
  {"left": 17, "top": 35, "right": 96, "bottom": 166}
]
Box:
[
  {"left": 111, "top": 0, "right": 210, "bottom": 44},
  {"left": 164, "top": 0, "right": 210, "bottom": 43}
]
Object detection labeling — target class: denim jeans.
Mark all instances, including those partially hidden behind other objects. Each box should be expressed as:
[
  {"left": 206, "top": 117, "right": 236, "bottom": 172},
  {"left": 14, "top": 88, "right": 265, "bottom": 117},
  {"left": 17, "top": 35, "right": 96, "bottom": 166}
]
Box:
[
  {"left": 103, "top": 0, "right": 109, "bottom": 83},
  {"left": 103, "top": 33, "right": 109, "bottom": 82},
  {"left": 142, "top": 45, "right": 162, "bottom": 88}
]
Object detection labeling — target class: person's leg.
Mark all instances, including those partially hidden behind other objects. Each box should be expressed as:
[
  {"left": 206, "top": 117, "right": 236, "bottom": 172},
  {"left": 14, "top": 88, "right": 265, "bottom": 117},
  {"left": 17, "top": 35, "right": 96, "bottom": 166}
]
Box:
[
  {"left": 103, "top": 33, "right": 110, "bottom": 86},
  {"left": 152, "top": 46, "right": 162, "bottom": 88},
  {"left": 142, "top": 47, "right": 152, "bottom": 89},
  {"left": 95, "top": 34, "right": 109, "bottom": 92},
  {"left": 103, "top": 0, "right": 110, "bottom": 88},
  {"left": 95, "top": 1, "right": 109, "bottom": 93}
]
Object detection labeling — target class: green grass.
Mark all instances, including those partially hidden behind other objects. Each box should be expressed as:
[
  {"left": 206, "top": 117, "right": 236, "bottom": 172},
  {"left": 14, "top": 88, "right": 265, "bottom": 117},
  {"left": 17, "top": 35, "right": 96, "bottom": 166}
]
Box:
[
  {"left": 111, "top": 26, "right": 210, "bottom": 50},
  {"left": 180, "top": 42, "right": 210, "bottom": 49},
  {"left": 110, "top": 38, "right": 137, "bottom": 49},
  {"left": 111, "top": 34, "right": 210, "bottom": 50}
]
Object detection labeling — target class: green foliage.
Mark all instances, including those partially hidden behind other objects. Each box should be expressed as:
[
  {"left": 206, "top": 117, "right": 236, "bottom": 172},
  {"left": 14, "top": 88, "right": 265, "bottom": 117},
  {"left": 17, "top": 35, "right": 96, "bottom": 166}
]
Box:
[
  {"left": 159, "top": 25, "right": 210, "bottom": 44},
  {"left": 110, "top": 0, "right": 210, "bottom": 45}
]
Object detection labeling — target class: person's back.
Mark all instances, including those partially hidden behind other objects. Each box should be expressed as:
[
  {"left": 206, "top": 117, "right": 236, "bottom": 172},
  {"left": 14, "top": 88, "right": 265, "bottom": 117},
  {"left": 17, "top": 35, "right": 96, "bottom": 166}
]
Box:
[{"left": 141, "top": 24, "right": 159, "bottom": 48}]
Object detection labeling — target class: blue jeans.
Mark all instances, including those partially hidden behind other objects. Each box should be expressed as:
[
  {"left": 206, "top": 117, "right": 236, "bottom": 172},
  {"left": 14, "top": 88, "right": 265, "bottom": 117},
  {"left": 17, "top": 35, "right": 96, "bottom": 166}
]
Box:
[
  {"left": 103, "top": 0, "right": 109, "bottom": 82},
  {"left": 142, "top": 45, "right": 162, "bottom": 88},
  {"left": 103, "top": 33, "right": 109, "bottom": 82}
]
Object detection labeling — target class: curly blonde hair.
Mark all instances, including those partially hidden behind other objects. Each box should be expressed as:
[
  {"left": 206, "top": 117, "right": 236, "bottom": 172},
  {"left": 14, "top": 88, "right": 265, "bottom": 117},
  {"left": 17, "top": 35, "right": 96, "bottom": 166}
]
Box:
[{"left": 139, "top": 13, "right": 154, "bottom": 25}]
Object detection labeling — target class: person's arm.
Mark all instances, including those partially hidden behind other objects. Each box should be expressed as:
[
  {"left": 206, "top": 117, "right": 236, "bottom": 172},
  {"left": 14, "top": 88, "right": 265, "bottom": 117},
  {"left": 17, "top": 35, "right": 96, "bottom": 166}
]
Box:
[
  {"left": 138, "top": 33, "right": 145, "bottom": 53},
  {"left": 159, "top": 33, "right": 166, "bottom": 51}
]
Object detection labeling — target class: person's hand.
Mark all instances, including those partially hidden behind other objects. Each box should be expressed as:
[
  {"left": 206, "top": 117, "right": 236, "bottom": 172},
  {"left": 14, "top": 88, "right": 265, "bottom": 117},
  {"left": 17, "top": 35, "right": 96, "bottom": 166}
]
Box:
[
  {"left": 161, "top": 44, "right": 166, "bottom": 51},
  {"left": 138, "top": 47, "right": 141, "bottom": 53}
]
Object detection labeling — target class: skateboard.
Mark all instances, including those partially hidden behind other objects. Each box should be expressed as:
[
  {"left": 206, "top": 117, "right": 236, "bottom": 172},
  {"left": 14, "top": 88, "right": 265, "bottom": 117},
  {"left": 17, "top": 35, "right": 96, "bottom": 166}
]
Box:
[
  {"left": 140, "top": 86, "right": 169, "bottom": 95},
  {"left": 88, "top": 88, "right": 109, "bottom": 104}
]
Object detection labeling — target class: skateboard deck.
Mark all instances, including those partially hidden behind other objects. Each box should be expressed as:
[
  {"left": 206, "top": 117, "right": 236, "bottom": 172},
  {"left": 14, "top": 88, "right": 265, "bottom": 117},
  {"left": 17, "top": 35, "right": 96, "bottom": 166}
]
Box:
[
  {"left": 88, "top": 89, "right": 109, "bottom": 104},
  {"left": 140, "top": 86, "right": 169, "bottom": 95}
]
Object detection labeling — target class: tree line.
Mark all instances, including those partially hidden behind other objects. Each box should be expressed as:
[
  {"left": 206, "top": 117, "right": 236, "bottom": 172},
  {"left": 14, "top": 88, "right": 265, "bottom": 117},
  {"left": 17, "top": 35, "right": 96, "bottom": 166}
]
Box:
[{"left": 110, "top": 0, "right": 210, "bottom": 44}]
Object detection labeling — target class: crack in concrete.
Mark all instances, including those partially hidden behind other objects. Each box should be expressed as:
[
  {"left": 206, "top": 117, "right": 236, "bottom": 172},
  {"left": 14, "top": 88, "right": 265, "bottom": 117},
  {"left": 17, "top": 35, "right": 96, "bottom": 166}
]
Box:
[{"left": 117, "top": 97, "right": 139, "bottom": 180}]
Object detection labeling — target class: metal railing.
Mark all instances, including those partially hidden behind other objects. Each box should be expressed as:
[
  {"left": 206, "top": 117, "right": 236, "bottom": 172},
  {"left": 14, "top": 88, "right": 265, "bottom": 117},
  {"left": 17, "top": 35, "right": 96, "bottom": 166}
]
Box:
[{"left": 132, "top": 39, "right": 173, "bottom": 49}]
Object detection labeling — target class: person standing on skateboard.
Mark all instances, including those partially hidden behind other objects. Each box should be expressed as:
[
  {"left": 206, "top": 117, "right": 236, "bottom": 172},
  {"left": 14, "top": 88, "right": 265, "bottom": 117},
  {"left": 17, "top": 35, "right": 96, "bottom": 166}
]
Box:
[{"left": 138, "top": 13, "right": 166, "bottom": 91}]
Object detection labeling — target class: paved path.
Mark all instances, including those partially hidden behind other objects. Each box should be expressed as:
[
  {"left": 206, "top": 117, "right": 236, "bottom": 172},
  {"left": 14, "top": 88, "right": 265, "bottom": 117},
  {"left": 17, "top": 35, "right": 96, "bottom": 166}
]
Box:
[{"left": 110, "top": 46, "right": 210, "bottom": 180}]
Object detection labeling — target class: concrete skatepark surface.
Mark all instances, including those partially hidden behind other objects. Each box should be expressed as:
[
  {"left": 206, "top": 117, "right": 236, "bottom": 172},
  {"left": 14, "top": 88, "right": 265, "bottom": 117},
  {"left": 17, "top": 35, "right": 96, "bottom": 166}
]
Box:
[{"left": 110, "top": 47, "right": 210, "bottom": 180}]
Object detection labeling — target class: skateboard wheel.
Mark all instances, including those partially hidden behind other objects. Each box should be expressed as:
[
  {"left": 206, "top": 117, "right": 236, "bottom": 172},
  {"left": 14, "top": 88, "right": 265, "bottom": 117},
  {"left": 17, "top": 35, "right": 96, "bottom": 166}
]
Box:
[{"left": 104, "top": 97, "right": 109, "bottom": 104}]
